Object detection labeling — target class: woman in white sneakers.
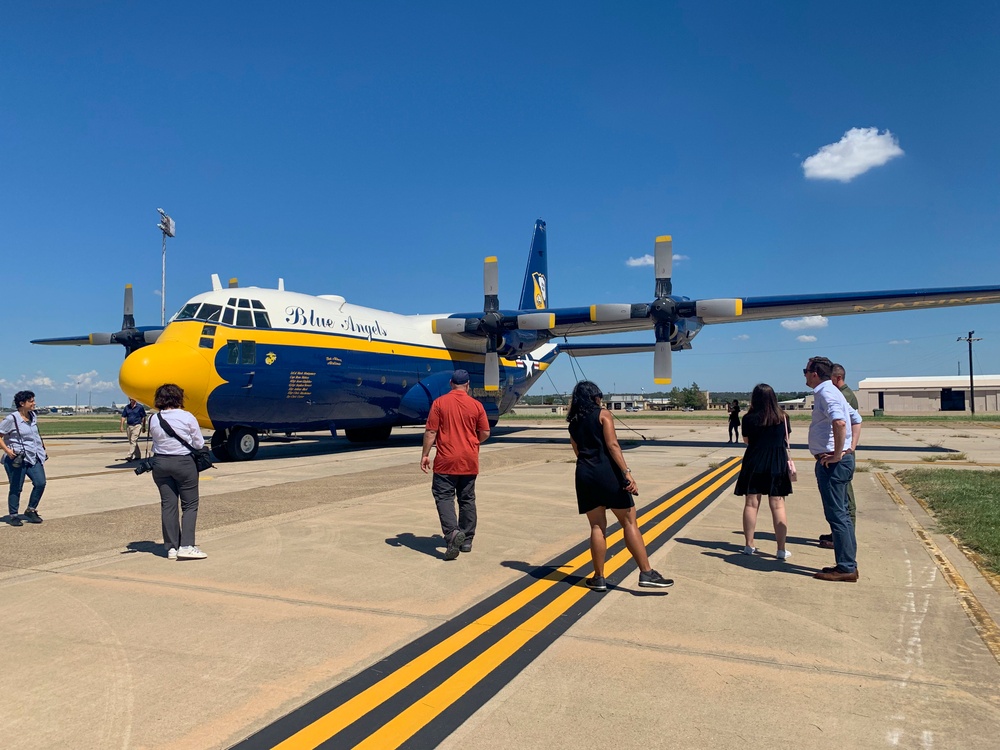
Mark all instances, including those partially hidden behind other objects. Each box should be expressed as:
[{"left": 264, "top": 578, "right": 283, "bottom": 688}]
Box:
[
  {"left": 734, "top": 383, "right": 793, "bottom": 560},
  {"left": 148, "top": 384, "right": 207, "bottom": 560}
]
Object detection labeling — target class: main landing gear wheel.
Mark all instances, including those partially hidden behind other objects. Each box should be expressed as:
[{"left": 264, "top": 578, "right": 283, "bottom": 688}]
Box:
[
  {"left": 226, "top": 426, "right": 259, "bottom": 461},
  {"left": 344, "top": 426, "right": 392, "bottom": 443},
  {"left": 210, "top": 430, "right": 231, "bottom": 462}
]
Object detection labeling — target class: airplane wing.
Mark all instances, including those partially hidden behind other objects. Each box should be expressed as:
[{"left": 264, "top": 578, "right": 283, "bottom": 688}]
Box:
[{"left": 546, "top": 284, "right": 1000, "bottom": 335}]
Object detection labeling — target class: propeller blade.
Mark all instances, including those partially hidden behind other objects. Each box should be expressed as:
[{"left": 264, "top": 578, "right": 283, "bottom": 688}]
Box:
[
  {"left": 142, "top": 330, "right": 162, "bottom": 345},
  {"left": 654, "top": 235, "right": 672, "bottom": 299},
  {"left": 431, "top": 318, "right": 471, "bottom": 335},
  {"left": 484, "top": 350, "right": 500, "bottom": 391},
  {"left": 589, "top": 303, "right": 632, "bottom": 322},
  {"left": 122, "top": 284, "right": 135, "bottom": 330},
  {"left": 695, "top": 298, "right": 743, "bottom": 319},
  {"left": 483, "top": 256, "right": 499, "bottom": 300},
  {"left": 516, "top": 312, "right": 555, "bottom": 330},
  {"left": 653, "top": 340, "right": 672, "bottom": 384},
  {"left": 90, "top": 333, "right": 115, "bottom": 345}
]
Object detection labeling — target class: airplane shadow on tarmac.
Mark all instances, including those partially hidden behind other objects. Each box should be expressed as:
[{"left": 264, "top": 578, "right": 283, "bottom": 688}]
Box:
[{"left": 674, "top": 536, "right": 820, "bottom": 577}]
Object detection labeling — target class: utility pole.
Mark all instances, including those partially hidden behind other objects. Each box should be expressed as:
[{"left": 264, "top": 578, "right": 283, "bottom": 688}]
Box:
[
  {"left": 957, "top": 331, "right": 982, "bottom": 416},
  {"left": 157, "top": 208, "right": 176, "bottom": 326}
]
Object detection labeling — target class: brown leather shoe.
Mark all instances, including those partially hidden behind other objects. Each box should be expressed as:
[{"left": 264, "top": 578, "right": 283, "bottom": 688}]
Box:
[
  {"left": 814, "top": 569, "right": 858, "bottom": 582},
  {"left": 821, "top": 565, "right": 860, "bottom": 574},
  {"left": 818, "top": 539, "right": 835, "bottom": 549},
  {"left": 819, "top": 533, "right": 833, "bottom": 543}
]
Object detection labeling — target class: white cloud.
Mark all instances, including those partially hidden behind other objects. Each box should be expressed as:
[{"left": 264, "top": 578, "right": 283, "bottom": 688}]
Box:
[
  {"left": 889, "top": 339, "right": 911, "bottom": 345},
  {"left": 733, "top": 334, "right": 750, "bottom": 341},
  {"left": 63, "top": 370, "right": 117, "bottom": 392},
  {"left": 797, "top": 335, "right": 818, "bottom": 343},
  {"left": 152, "top": 289, "right": 162, "bottom": 297},
  {"left": 781, "top": 315, "right": 828, "bottom": 331},
  {"left": 802, "top": 127, "right": 904, "bottom": 182},
  {"left": 626, "top": 253, "right": 688, "bottom": 267}
]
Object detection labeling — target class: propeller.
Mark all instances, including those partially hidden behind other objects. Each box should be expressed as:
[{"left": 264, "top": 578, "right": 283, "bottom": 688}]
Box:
[
  {"left": 31, "top": 284, "right": 162, "bottom": 355},
  {"left": 431, "top": 256, "right": 555, "bottom": 391},
  {"left": 590, "top": 235, "right": 742, "bottom": 384}
]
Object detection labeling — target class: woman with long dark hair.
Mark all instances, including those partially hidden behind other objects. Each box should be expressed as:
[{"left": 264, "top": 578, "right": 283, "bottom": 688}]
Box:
[
  {"left": 733, "top": 383, "right": 793, "bottom": 559},
  {"left": 567, "top": 381, "right": 672, "bottom": 591}
]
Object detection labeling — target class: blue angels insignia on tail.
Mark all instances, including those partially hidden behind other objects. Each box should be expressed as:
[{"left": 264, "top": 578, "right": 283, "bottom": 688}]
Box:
[{"left": 518, "top": 219, "right": 548, "bottom": 310}]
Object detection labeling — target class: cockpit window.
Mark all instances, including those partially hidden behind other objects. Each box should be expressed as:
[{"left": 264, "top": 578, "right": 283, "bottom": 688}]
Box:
[
  {"left": 222, "top": 307, "right": 234, "bottom": 325},
  {"left": 251, "top": 299, "right": 265, "bottom": 310},
  {"left": 254, "top": 310, "right": 271, "bottom": 328},
  {"left": 175, "top": 303, "right": 200, "bottom": 320},
  {"left": 237, "top": 299, "right": 251, "bottom": 308},
  {"left": 236, "top": 309, "right": 254, "bottom": 327},
  {"left": 199, "top": 304, "right": 223, "bottom": 322}
]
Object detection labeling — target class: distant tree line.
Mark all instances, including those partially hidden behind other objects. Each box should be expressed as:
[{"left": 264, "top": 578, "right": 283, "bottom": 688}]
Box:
[{"left": 520, "top": 385, "right": 809, "bottom": 409}]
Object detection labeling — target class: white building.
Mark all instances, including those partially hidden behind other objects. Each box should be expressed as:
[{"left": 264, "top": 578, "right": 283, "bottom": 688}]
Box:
[{"left": 856, "top": 375, "right": 1000, "bottom": 414}]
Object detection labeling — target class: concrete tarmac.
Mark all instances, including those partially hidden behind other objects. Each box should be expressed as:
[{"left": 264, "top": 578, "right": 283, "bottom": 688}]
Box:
[{"left": 2, "top": 420, "right": 999, "bottom": 749}]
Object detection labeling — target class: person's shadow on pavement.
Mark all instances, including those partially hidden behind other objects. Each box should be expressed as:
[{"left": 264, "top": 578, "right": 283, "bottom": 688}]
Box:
[
  {"left": 122, "top": 540, "right": 169, "bottom": 557},
  {"left": 385, "top": 532, "right": 446, "bottom": 559}
]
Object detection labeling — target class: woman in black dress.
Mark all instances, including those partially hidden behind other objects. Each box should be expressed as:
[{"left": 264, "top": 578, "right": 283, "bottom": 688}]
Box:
[
  {"left": 567, "top": 381, "right": 672, "bottom": 591},
  {"left": 727, "top": 399, "right": 741, "bottom": 443},
  {"left": 734, "top": 384, "right": 792, "bottom": 559}
]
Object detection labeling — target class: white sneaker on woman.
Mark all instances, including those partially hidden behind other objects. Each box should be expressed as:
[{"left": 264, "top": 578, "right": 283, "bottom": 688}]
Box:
[
  {"left": 177, "top": 546, "right": 207, "bottom": 560},
  {"left": 776, "top": 549, "right": 792, "bottom": 560},
  {"left": 741, "top": 546, "right": 756, "bottom": 555}
]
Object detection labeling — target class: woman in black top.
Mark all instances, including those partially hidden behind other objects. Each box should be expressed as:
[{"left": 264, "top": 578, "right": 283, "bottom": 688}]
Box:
[
  {"left": 568, "top": 381, "right": 672, "bottom": 591},
  {"left": 727, "top": 399, "right": 740, "bottom": 443},
  {"left": 733, "top": 384, "right": 792, "bottom": 559}
]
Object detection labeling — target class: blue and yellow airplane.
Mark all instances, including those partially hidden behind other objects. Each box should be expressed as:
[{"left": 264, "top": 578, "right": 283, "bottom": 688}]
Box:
[{"left": 32, "top": 219, "right": 1000, "bottom": 461}]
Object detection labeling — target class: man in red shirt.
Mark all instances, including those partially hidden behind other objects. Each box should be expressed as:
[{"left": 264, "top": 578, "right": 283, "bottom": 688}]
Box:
[{"left": 420, "top": 369, "right": 491, "bottom": 560}]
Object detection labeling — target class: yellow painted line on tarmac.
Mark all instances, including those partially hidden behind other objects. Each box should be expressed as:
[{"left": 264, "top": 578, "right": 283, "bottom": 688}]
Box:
[
  {"left": 275, "top": 457, "right": 742, "bottom": 749},
  {"left": 876, "top": 472, "right": 1000, "bottom": 667}
]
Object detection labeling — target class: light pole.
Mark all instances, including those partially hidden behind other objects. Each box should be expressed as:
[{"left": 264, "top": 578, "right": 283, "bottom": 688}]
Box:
[
  {"left": 957, "top": 330, "right": 982, "bottom": 416},
  {"left": 157, "top": 208, "right": 176, "bottom": 326}
]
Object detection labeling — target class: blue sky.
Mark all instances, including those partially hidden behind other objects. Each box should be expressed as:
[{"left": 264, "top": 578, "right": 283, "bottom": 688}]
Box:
[{"left": 3, "top": 1, "right": 999, "bottom": 406}]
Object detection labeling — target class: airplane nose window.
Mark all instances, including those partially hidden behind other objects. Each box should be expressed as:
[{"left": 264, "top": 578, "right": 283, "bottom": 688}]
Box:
[
  {"left": 176, "top": 303, "right": 200, "bottom": 320},
  {"left": 199, "top": 304, "right": 223, "bottom": 322},
  {"left": 236, "top": 309, "right": 253, "bottom": 327},
  {"left": 254, "top": 310, "right": 271, "bottom": 328}
]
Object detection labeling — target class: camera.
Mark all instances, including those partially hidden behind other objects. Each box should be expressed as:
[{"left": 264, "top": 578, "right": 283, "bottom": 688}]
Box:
[{"left": 134, "top": 457, "right": 156, "bottom": 475}]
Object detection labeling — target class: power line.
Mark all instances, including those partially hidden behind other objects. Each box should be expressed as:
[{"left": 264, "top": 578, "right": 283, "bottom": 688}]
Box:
[{"left": 956, "top": 330, "right": 983, "bottom": 416}]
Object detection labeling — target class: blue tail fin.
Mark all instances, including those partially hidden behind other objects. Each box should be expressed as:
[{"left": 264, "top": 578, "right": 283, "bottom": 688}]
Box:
[{"left": 518, "top": 219, "right": 548, "bottom": 310}]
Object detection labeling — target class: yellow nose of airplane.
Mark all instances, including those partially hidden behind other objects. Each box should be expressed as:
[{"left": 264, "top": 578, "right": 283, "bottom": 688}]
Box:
[{"left": 119, "top": 341, "right": 214, "bottom": 424}]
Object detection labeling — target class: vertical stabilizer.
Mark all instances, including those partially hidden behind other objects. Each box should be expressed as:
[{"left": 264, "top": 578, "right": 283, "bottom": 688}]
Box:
[{"left": 518, "top": 219, "right": 548, "bottom": 310}]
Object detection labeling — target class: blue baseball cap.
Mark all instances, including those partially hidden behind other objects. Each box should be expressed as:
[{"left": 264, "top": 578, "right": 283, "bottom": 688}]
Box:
[{"left": 451, "top": 369, "right": 470, "bottom": 385}]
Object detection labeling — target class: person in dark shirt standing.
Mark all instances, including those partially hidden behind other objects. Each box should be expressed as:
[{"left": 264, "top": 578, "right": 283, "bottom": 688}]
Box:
[
  {"left": 421, "top": 370, "right": 490, "bottom": 560},
  {"left": 120, "top": 397, "right": 147, "bottom": 461}
]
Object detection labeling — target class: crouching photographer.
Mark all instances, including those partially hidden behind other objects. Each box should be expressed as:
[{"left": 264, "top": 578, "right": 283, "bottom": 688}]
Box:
[{"left": 146, "top": 384, "right": 208, "bottom": 561}]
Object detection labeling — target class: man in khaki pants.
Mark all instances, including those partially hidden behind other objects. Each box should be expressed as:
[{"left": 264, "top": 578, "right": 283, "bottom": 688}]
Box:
[{"left": 120, "top": 397, "right": 147, "bottom": 461}]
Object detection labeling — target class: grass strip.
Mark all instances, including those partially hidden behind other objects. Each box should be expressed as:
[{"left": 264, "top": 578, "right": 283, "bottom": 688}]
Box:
[{"left": 898, "top": 468, "right": 1000, "bottom": 575}]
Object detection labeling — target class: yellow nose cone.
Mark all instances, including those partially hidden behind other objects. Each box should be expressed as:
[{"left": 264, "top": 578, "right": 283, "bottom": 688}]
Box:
[{"left": 119, "top": 341, "right": 214, "bottom": 425}]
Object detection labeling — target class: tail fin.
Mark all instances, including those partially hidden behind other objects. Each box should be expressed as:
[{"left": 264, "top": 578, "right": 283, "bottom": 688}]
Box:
[{"left": 518, "top": 219, "right": 548, "bottom": 310}]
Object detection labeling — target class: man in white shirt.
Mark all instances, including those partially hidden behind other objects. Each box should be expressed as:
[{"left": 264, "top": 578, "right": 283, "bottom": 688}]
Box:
[{"left": 805, "top": 356, "right": 862, "bottom": 582}]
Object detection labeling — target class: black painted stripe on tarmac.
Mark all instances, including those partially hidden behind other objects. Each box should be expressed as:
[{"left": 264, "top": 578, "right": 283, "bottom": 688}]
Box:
[{"left": 232, "top": 458, "right": 741, "bottom": 750}]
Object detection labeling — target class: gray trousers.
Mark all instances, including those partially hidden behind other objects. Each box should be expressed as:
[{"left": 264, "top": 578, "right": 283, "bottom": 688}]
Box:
[
  {"left": 431, "top": 473, "right": 478, "bottom": 541},
  {"left": 152, "top": 454, "right": 200, "bottom": 550}
]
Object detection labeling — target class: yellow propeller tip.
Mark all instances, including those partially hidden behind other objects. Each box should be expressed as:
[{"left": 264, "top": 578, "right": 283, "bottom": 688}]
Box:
[
  {"left": 655, "top": 235, "right": 672, "bottom": 243},
  {"left": 654, "top": 378, "right": 672, "bottom": 385},
  {"left": 485, "top": 256, "right": 497, "bottom": 263},
  {"left": 484, "top": 385, "right": 499, "bottom": 392},
  {"left": 735, "top": 299, "right": 743, "bottom": 316},
  {"left": 589, "top": 305, "right": 598, "bottom": 322}
]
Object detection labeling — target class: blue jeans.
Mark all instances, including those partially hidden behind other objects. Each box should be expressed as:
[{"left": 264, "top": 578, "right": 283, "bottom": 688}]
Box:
[
  {"left": 814, "top": 453, "right": 856, "bottom": 573},
  {"left": 5, "top": 459, "right": 47, "bottom": 516}
]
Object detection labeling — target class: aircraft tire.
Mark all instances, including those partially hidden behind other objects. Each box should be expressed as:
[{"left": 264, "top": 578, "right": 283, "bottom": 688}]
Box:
[
  {"left": 226, "top": 426, "right": 260, "bottom": 461},
  {"left": 344, "top": 426, "right": 392, "bottom": 443},
  {"left": 210, "top": 430, "right": 231, "bottom": 462}
]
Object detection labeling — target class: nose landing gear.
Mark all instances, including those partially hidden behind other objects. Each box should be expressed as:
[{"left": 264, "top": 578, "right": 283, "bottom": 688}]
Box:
[{"left": 210, "top": 426, "right": 260, "bottom": 461}]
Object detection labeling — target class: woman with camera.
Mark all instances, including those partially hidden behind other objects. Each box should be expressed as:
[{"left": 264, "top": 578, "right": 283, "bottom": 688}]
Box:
[
  {"left": 1, "top": 390, "right": 48, "bottom": 527},
  {"left": 148, "top": 384, "right": 207, "bottom": 560}
]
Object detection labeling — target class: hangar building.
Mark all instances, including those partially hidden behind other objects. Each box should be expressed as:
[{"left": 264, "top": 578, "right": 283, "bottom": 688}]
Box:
[{"left": 856, "top": 375, "right": 1000, "bottom": 414}]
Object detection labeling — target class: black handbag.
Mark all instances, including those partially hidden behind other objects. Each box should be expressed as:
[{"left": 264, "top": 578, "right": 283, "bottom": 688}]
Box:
[
  {"left": 155, "top": 413, "right": 214, "bottom": 472},
  {"left": 7, "top": 411, "right": 31, "bottom": 469}
]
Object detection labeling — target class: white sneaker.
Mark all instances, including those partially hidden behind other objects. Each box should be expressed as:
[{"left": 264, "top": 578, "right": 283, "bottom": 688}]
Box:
[
  {"left": 776, "top": 549, "right": 792, "bottom": 560},
  {"left": 177, "top": 545, "right": 207, "bottom": 560},
  {"left": 741, "top": 546, "right": 756, "bottom": 555},
  {"left": 167, "top": 548, "right": 177, "bottom": 560}
]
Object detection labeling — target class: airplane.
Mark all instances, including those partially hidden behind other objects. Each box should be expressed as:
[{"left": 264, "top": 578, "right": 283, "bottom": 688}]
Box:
[{"left": 32, "top": 219, "right": 1000, "bottom": 462}]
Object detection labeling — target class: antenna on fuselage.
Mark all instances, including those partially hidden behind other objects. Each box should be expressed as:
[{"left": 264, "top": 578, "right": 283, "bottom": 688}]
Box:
[
  {"left": 211, "top": 274, "right": 222, "bottom": 291},
  {"left": 278, "top": 278, "right": 284, "bottom": 291},
  {"left": 229, "top": 278, "right": 239, "bottom": 288}
]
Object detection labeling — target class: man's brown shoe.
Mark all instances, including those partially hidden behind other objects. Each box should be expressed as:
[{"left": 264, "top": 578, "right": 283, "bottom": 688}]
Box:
[
  {"left": 814, "top": 569, "right": 858, "bottom": 582},
  {"left": 819, "top": 539, "right": 835, "bottom": 549},
  {"left": 821, "top": 565, "right": 860, "bottom": 574}
]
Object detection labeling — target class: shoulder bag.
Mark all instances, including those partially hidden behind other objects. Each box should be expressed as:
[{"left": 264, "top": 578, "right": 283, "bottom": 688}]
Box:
[
  {"left": 784, "top": 415, "right": 797, "bottom": 482},
  {"left": 156, "top": 413, "right": 214, "bottom": 472}
]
